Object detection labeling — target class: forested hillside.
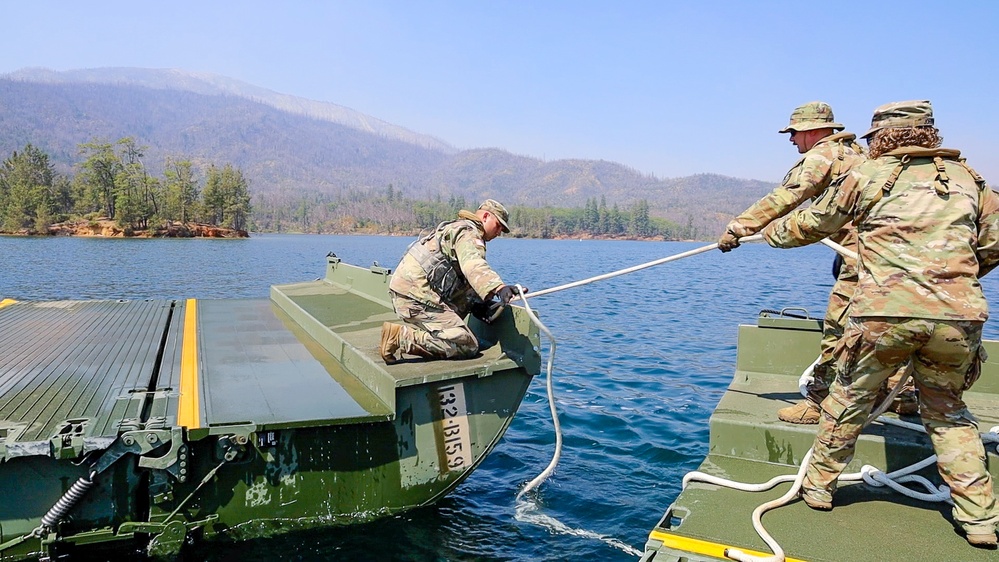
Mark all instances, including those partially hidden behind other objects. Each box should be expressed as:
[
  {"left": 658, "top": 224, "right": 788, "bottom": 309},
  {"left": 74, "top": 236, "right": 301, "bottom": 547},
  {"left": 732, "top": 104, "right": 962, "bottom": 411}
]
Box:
[{"left": 0, "top": 69, "right": 778, "bottom": 238}]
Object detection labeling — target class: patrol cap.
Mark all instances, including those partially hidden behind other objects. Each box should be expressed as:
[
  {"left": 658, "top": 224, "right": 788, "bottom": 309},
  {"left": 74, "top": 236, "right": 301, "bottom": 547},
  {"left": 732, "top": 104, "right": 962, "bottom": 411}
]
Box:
[
  {"left": 478, "top": 199, "right": 510, "bottom": 232},
  {"left": 862, "top": 100, "right": 934, "bottom": 139},
  {"left": 778, "top": 101, "right": 845, "bottom": 134}
]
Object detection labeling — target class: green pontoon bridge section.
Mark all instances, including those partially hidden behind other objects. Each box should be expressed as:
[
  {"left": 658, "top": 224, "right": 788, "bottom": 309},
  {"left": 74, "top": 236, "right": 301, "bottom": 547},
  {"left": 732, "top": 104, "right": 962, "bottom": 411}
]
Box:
[
  {"left": 269, "top": 255, "right": 542, "bottom": 408},
  {"left": 0, "top": 257, "right": 542, "bottom": 560},
  {"left": 645, "top": 314, "right": 999, "bottom": 562},
  {"left": 0, "top": 255, "right": 539, "bottom": 464},
  {"left": 0, "top": 300, "right": 173, "bottom": 459},
  {"left": 0, "top": 295, "right": 396, "bottom": 463}
]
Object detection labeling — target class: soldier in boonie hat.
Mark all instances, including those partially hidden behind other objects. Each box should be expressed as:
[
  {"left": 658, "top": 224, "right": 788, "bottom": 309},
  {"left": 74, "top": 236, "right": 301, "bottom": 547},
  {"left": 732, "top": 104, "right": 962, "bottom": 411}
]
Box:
[
  {"left": 380, "top": 196, "right": 526, "bottom": 365},
  {"left": 478, "top": 199, "right": 510, "bottom": 233},
  {"left": 778, "top": 101, "right": 845, "bottom": 134},
  {"left": 718, "top": 99, "right": 868, "bottom": 425},
  {"left": 861, "top": 99, "right": 934, "bottom": 139}
]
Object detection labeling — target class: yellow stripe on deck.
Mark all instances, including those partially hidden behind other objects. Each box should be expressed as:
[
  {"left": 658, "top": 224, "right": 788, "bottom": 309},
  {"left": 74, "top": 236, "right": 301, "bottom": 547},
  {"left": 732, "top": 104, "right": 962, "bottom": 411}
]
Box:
[
  {"left": 648, "top": 530, "right": 807, "bottom": 562},
  {"left": 177, "top": 298, "right": 201, "bottom": 429},
  {"left": 0, "top": 299, "right": 17, "bottom": 309}
]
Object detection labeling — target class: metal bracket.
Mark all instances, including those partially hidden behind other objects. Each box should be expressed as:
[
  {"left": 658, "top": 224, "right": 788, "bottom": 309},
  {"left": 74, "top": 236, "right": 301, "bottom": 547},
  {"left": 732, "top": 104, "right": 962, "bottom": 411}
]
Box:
[
  {"left": 369, "top": 261, "right": 391, "bottom": 276},
  {"left": 90, "top": 428, "right": 185, "bottom": 481},
  {"left": 137, "top": 428, "right": 189, "bottom": 483},
  {"left": 49, "top": 418, "right": 89, "bottom": 460}
]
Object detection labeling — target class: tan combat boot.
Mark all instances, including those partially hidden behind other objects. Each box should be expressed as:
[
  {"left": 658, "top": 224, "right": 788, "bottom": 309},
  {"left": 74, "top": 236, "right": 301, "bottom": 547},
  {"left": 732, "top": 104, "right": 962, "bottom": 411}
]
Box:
[
  {"left": 800, "top": 490, "right": 833, "bottom": 511},
  {"left": 966, "top": 531, "right": 997, "bottom": 547},
  {"left": 380, "top": 322, "right": 403, "bottom": 365},
  {"left": 777, "top": 400, "right": 820, "bottom": 424}
]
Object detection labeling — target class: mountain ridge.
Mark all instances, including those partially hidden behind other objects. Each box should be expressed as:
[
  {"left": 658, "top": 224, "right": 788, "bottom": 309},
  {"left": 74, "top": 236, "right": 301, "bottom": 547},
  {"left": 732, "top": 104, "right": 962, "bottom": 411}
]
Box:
[{"left": 0, "top": 67, "right": 777, "bottom": 237}]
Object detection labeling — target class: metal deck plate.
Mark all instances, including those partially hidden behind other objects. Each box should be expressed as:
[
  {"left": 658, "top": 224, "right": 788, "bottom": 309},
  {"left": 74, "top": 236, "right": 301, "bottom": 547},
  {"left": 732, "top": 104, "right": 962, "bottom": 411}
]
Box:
[
  {"left": 0, "top": 300, "right": 173, "bottom": 454},
  {"left": 195, "top": 299, "right": 391, "bottom": 430}
]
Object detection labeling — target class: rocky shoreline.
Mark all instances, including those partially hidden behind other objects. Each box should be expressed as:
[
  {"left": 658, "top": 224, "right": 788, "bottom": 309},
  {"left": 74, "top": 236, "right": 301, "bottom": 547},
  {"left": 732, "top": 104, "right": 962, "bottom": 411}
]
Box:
[{"left": 5, "top": 218, "right": 249, "bottom": 238}]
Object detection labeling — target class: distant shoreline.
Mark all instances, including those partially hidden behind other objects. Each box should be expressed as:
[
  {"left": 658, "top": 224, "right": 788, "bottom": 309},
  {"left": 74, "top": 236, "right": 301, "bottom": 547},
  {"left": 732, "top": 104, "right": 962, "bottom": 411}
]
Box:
[
  {"left": 0, "top": 218, "right": 248, "bottom": 239},
  {"left": 2, "top": 221, "right": 703, "bottom": 242}
]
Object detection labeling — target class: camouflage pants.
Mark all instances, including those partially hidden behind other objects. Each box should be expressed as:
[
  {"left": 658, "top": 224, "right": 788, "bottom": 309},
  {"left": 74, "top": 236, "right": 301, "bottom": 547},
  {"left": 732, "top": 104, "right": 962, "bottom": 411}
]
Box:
[
  {"left": 391, "top": 294, "right": 479, "bottom": 360},
  {"left": 808, "top": 277, "right": 916, "bottom": 407},
  {"left": 803, "top": 317, "right": 999, "bottom": 534},
  {"left": 806, "top": 276, "right": 855, "bottom": 403}
]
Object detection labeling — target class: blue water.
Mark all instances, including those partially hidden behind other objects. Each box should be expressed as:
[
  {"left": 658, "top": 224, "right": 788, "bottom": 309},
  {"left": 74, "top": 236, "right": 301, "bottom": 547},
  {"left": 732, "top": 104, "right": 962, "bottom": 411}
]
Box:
[{"left": 4, "top": 234, "right": 999, "bottom": 561}]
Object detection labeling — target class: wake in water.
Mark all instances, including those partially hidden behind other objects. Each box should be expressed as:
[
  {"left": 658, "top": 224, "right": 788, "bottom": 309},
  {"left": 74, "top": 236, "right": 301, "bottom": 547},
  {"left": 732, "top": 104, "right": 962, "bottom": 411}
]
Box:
[
  {"left": 514, "top": 289, "right": 642, "bottom": 558},
  {"left": 515, "top": 496, "right": 642, "bottom": 557}
]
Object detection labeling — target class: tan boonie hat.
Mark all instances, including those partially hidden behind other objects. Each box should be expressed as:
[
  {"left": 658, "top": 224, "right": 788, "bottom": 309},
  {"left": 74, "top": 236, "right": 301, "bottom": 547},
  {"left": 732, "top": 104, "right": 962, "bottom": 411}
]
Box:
[
  {"left": 862, "top": 99, "right": 934, "bottom": 139},
  {"left": 778, "top": 101, "right": 845, "bottom": 134},
  {"left": 478, "top": 199, "right": 510, "bottom": 232}
]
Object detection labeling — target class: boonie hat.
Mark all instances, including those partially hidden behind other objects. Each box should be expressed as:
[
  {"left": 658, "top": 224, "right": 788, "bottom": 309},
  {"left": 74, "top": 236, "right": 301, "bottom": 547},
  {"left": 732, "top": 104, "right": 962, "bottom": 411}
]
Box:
[
  {"left": 479, "top": 199, "right": 510, "bottom": 232},
  {"left": 778, "top": 101, "right": 845, "bottom": 134},
  {"left": 862, "top": 100, "right": 934, "bottom": 139}
]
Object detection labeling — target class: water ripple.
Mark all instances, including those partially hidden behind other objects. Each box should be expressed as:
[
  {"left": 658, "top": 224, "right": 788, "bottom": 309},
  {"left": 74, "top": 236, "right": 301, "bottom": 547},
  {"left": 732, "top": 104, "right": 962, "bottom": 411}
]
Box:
[{"left": 5, "top": 235, "right": 999, "bottom": 561}]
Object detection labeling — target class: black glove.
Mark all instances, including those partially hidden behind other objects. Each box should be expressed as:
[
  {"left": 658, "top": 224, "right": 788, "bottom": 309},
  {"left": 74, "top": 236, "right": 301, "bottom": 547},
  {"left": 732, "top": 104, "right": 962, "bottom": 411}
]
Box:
[
  {"left": 470, "top": 299, "right": 505, "bottom": 324},
  {"left": 718, "top": 231, "right": 740, "bottom": 253},
  {"left": 496, "top": 284, "right": 528, "bottom": 304}
]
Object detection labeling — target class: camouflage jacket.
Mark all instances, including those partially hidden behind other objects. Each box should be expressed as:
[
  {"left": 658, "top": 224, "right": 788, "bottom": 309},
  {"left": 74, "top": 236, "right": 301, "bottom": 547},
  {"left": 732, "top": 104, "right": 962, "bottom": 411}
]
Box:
[
  {"left": 762, "top": 147, "right": 999, "bottom": 321},
  {"left": 728, "top": 132, "right": 866, "bottom": 278},
  {"left": 389, "top": 212, "right": 505, "bottom": 314}
]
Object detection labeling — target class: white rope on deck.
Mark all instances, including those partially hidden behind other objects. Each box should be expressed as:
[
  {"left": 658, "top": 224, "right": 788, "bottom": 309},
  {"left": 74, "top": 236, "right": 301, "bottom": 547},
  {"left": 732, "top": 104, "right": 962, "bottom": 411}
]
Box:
[{"left": 687, "top": 367, "right": 999, "bottom": 562}]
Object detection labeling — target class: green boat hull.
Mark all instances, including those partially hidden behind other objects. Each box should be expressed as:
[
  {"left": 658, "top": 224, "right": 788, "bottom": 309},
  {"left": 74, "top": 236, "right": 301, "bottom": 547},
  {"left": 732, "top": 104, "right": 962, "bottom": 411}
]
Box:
[{"left": 0, "top": 256, "right": 541, "bottom": 560}]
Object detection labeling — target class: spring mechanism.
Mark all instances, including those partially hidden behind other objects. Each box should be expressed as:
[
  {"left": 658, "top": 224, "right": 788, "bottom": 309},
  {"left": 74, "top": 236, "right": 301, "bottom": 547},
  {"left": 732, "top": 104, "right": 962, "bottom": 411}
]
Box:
[{"left": 40, "top": 472, "right": 95, "bottom": 530}]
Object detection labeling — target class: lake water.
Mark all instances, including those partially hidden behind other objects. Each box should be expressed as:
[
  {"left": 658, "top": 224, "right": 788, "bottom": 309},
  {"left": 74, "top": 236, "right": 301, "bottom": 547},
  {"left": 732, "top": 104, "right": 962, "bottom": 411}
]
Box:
[{"left": 4, "top": 234, "right": 999, "bottom": 562}]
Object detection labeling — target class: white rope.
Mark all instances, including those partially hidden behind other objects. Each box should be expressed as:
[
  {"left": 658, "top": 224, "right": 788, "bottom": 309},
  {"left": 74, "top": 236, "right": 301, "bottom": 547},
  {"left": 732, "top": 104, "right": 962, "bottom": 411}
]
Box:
[
  {"left": 512, "top": 284, "right": 643, "bottom": 557},
  {"left": 723, "top": 450, "right": 814, "bottom": 562},
  {"left": 508, "top": 233, "right": 858, "bottom": 558},
  {"left": 518, "top": 235, "right": 764, "bottom": 301},
  {"left": 797, "top": 357, "right": 819, "bottom": 397},
  {"left": 519, "top": 235, "right": 855, "bottom": 302},
  {"left": 817, "top": 237, "right": 858, "bottom": 262},
  {"left": 516, "top": 284, "right": 561, "bottom": 499},
  {"left": 683, "top": 367, "right": 999, "bottom": 562}
]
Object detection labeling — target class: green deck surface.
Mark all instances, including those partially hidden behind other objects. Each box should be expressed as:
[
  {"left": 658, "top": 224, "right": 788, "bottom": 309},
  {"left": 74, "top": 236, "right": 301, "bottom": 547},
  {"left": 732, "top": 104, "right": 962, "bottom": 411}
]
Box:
[
  {"left": 647, "top": 318, "right": 999, "bottom": 562},
  {"left": 0, "top": 295, "right": 400, "bottom": 458},
  {"left": 196, "top": 299, "right": 392, "bottom": 430},
  {"left": 273, "top": 280, "right": 531, "bottom": 389},
  {"left": 0, "top": 300, "right": 174, "bottom": 455}
]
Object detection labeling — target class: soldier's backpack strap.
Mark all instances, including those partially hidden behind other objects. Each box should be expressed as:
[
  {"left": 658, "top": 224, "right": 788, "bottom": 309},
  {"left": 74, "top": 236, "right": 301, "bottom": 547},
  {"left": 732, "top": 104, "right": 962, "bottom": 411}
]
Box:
[
  {"left": 405, "top": 220, "right": 477, "bottom": 301},
  {"left": 830, "top": 143, "right": 847, "bottom": 179},
  {"left": 854, "top": 155, "right": 909, "bottom": 225},
  {"left": 957, "top": 157, "right": 990, "bottom": 217},
  {"left": 932, "top": 156, "right": 950, "bottom": 195},
  {"left": 958, "top": 158, "right": 988, "bottom": 190}
]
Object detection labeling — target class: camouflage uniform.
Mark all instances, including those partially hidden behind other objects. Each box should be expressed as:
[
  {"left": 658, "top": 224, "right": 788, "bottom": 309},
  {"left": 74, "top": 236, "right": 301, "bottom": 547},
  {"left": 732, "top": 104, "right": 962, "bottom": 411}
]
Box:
[
  {"left": 723, "top": 102, "right": 869, "bottom": 408},
  {"left": 387, "top": 207, "right": 506, "bottom": 360},
  {"left": 762, "top": 100, "right": 999, "bottom": 538}
]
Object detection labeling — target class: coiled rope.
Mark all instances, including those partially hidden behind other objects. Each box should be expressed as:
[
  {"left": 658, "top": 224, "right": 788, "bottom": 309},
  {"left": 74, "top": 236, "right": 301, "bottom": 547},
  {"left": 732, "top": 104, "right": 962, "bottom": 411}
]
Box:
[{"left": 686, "top": 368, "right": 999, "bottom": 562}]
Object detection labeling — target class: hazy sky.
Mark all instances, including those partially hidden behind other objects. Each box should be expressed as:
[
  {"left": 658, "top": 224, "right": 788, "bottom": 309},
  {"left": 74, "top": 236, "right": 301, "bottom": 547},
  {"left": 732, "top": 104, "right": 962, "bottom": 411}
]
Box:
[{"left": 2, "top": 1, "right": 996, "bottom": 184}]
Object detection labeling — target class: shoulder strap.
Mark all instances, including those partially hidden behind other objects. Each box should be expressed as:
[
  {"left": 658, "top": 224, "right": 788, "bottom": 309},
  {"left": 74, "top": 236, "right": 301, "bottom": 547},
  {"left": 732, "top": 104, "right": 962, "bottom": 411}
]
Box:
[
  {"left": 932, "top": 156, "right": 950, "bottom": 195},
  {"left": 956, "top": 158, "right": 990, "bottom": 218},
  {"left": 854, "top": 155, "right": 909, "bottom": 226}
]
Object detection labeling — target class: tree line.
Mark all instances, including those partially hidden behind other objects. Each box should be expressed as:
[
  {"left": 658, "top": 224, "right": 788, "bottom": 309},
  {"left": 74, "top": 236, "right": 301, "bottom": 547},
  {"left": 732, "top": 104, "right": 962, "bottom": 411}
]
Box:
[
  {"left": 0, "top": 139, "right": 251, "bottom": 235},
  {"left": 1, "top": 142, "right": 699, "bottom": 240},
  {"left": 252, "top": 186, "right": 697, "bottom": 240}
]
